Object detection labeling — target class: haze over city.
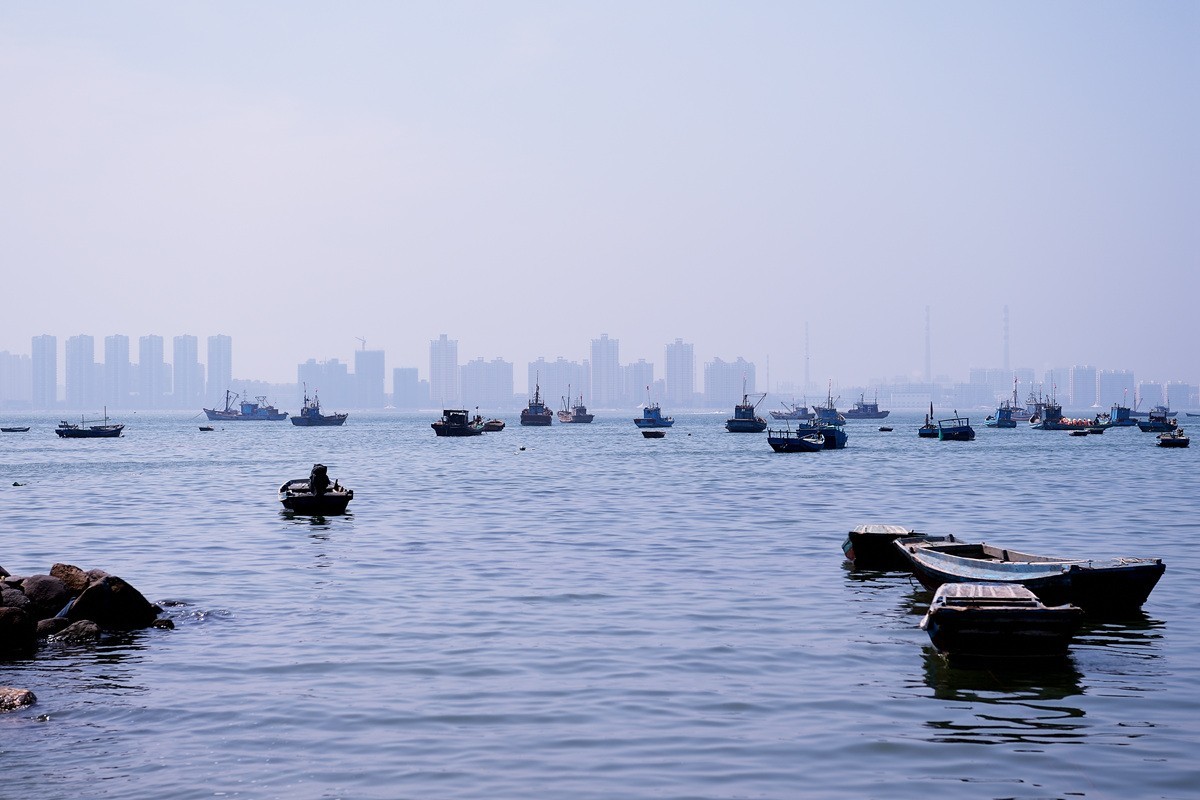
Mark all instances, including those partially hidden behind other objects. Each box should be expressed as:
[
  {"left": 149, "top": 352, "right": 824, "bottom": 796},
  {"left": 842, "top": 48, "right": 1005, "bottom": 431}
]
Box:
[{"left": 2, "top": 3, "right": 1195, "bottom": 387}]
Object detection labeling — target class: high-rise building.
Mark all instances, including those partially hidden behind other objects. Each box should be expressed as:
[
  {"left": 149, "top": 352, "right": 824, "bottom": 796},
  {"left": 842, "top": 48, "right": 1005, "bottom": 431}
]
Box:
[
  {"left": 0, "top": 351, "right": 32, "bottom": 408},
  {"left": 590, "top": 334, "right": 620, "bottom": 408},
  {"left": 1068, "top": 365, "right": 1098, "bottom": 409},
  {"left": 1097, "top": 370, "right": 1135, "bottom": 408},
  {"left": 429, "top": 334, "right": 459, "bottom": 407},
  {"left": 392, "top": 367, "right": 429, "bottom": 409},
  {"left": 460, "top": 357, "right": 514, "bottom": 409},
  {"left": 664, "top": 338, "right": 695, "bottom": 408},
  {"left": 31, "top": 334, "right": 57, "bottom": 409},
  {"left": 207, "top": 334, "right": 233, "bottom": 403},
  {"left": 527, "top": 357, "right": 589, "bottom": 409},
  {"left": 297, "top": 358, "right": 352, "bottom": 409},
  {"left": 138, "top": 335, "right": 166, "bottom": 408},
  {"left": 354, "top": 349, "right": 386, "bottom": 409},
  {"left": 621, "top": 359, "right": 654, "bottom": 407},
  {"left": 1137, "top": 381, "right": 1164, "bottom": 409},
  {"left": 1166, "top": 382, "right": 1194, "bottom": 410},
  {"left": 703, "top": 357, "right": 756, "bottom": 408},
  {"left": 103, "top": 335, "right": 131, "bottom": 408},
  {"left": 65, "top": 335, "right": 97, "bottom": 409},
  {"left": 173, "top": 335, "right": 203, "bottom": 409}
]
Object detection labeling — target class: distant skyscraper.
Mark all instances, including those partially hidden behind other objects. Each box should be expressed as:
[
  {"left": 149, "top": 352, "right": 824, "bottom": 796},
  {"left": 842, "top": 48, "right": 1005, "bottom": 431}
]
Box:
[
  {"left": 590, "top": 334, "right": 620, "bottom": 408},
  {"left": 31, "top": 334, "right": 57, "bottom": 409},
  {"left": 429, "top": 334, "right": 459, "bottom": 406},
  {"left": 139, "top": 335, "right": 166, "bottom": 408},
  {"left": 461, "top": 357, "right": 514, "bottom": 408},
  {"left": 1097, "top": 370, "right": 1135, "bottom": 407},
  {"left": 664, "top": 338, "right": 695, "bottom": 407},
  {"left": 65, "top": 334, "right": 97, "bottom": 409},
  {"left": 527, "top": 357, "right": 588, "bottom": 408},
  {"left": 354, "top": 349, "right": 386, "bottom": 409},
  {"left": 622, "top": 359, "right": 654, "bottom": 407},
  {"left": 207, "top": 334, "right": 233, "bottom": 403},
  {"left": 1137, "top": 381, "right": 1164, "bottom": 409},
  {"left": 104, "top": 334, "right": 131, "bottom": 408},
  {"left": 703, "top": 357, "right": 756, "bottom": 408},
  {"left": 1068, "top": 365, "right": 1098, "bottom": 408},
  {"left": 0, "top": 351, "right": 32, "bottom": 407},
  {"left": 392, "top": 367, "right": 429, "bottom": 409},
  {"left": 173, "top": 335, "right": 202, "bottom": 409},
  {"left": 297, "top": 358, "right": 353, "bottom": 409}
]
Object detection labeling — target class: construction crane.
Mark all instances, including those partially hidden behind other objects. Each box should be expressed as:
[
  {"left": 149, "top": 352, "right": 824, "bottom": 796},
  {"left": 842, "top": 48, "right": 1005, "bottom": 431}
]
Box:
[{"left": 356, "top": 337, "right": 366, "bottom": 351}]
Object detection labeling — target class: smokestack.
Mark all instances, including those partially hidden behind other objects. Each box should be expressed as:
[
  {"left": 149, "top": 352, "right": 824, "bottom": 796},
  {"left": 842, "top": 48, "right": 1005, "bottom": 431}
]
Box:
[{"left": 924, "top": 306, "right": 931, "bottom": 383}]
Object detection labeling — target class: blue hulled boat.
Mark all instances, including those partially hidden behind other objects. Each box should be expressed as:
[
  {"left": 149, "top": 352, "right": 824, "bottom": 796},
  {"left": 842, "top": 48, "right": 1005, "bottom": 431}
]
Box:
[
  {"left": 634, "top": 403, "right": 674, "bottom": 428},
  {"left": 937, "top": 413, "right": 975, "bottom": 441},
  {"left": 986, "top": 401, "right": 1016, "bottom": 428},
  {"left": 725, "top": 383, "right": 767, "bottom": 432},
  {"left": 520, "top": 379, "right": 553, "bottom": 426},
  {"left": 205, "top": 390, "right": 288, "bottom": 421},
  {"left": 767, "top": 421, "right": 847, "bottom": 451}
]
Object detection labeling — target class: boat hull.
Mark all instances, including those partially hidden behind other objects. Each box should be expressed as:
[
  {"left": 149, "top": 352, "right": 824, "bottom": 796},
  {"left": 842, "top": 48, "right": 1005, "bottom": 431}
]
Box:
[
  {"left": 56, "top": 425, "right": 124, "bottom": 438},
  {"left": 921, "top": 583, "right": 1083, "bottom": 658},
  {"left": 520, "top": 412, "right": 553, "bottom": 426},
  {"left": 1, "top": 427, "right": 30, "bottom": 433},
  {"left": 278, "top": 480, "right": 353, "bottom": 515},
  {"left": 291, "top": 414, "right": 348, "bottom": 426},
  {"left": 634, "top": 418, "right": 673, "bottom": 428},
  {"left": 726, "top": 418, "right": 767, "bottom": 432},
  {"left": 937, "top": 427, "right": 975, "bottom": 441},
  {"left": 767, "top": 426, "right": 846, "bottom": 451},
  {"left": 204, "top": 409, "right": 287, "bottom": 421},
  {"left": 842, "top": 410, "right": 889, "bottom": 419},
  {"left": 842, "top": 524, "right": 926, "bottom": 570}
]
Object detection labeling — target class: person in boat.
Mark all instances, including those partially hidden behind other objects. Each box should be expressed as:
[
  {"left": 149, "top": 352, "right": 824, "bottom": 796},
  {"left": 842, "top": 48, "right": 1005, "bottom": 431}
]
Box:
[{"left": 309, "top": 463, "right": 330, "bottom": 495}]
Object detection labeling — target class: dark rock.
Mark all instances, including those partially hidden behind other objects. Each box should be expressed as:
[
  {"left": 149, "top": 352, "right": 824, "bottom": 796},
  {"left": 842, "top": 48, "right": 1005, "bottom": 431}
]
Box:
[
  {"left": 0, "top": 687, "right": 36, "bottom": 713},
  {"left": 37, "top": 617, "right": 72, "bottom": 637},
  {"left": 67, "top": 575, "right": 158, "bottom": 631},
  {"left": 86, "top": 568, "right": 111, "bottom": 584},
  {"left": 50, "top": 563, "right": 91, "bottom": 594},
  {"left": 152, "top": 618, "right": 175, "bottom": 630},
  {"left": 0, "top": 607, "right": 36, "bottom": 655},
  {"left": 0, "top": 564, "right": 8, "bottom": 578},
  {"left": 52, "top": 620, "right": 101, "bottom": 643},
  {"left": 21, "top": 574, "right": 71, "bottom": 621},
  {"left": 1, "top": 587, "right": 30, "bottom": 610}
]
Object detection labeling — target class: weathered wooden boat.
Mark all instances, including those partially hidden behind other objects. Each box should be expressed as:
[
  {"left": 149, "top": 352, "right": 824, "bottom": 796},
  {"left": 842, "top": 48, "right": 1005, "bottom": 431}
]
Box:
[
  {"left": 769, "top": 400, "right": 813, "bottom": 421},
  {"left": 1070, "top": 429, "right": 1090, "bottom": 437},
  {"left": 482, "top": 418, "right": 506, "bottom": 432},
  {"left": 842, "top": 393, "right": 889, "bottom": 419},
  {"left": 879, "top": 426, "right": 893, "bottom": 432},
  {"left": 937, "top": 413, "right": 975, "bottom": 441},
  {"left": 279, "top": 464, "right": 353, "bottom": 514},
  {"left": 1109, "top": 403, "right": 1137, "bottom": 426},
  {"left": 55, "top": 410, "right": 124, "bottom": 438},
  {"left": 767, "top": 422, "right": 846, "bottom": 452},
  {"left": 1032, "top": 397, "right": 1105, "bottom": 431},
  {"left": 291, "top": 386, "right": 348, "bottom": 427},
  {"left": 199, "top": 425, "right": 214, "bottom": 431},
  {"left": 1, "top": 426, "right": 30, "bottom": 433},
  {"left": 725, "top": 384, "right": 767, "bottom": 432},
  {"left": 641, "top": 429, "right": 666, "bottom": 438},
  {"left": 842, "top": 524, "right": 928, "bottom": 570},
  {"left": 920, "top": 583, "right": 1083, "bottom": 658},
  {"left": 431, "top": 409, "right": 485, "bottom": 436},
  {"left": 1137, "top": 408, "right": 1178, "bottom": 433},
  {"left": 520, "top": 379, "right": 553, "bottom": 426},
  {"left": 893, "top": 535, "right": 1165, "bottom": 612},
  {"left": 1157, "top": 429, "right": 1190, "bottom": 448},
  {"left": 204, "top": 389, "right": 287, "bottom": 421}
]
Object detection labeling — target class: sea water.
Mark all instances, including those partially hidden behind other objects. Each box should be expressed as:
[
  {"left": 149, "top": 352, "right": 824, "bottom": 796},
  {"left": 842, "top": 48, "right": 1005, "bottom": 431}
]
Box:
[{"left": 2, "top": 411, "right": 1198, "bottom": 799}]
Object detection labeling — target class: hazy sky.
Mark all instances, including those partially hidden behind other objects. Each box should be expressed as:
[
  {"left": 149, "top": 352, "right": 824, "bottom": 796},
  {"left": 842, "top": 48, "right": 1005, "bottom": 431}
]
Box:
[{"left": 2, "top": 2, "right": 1196, "bottom": 386}]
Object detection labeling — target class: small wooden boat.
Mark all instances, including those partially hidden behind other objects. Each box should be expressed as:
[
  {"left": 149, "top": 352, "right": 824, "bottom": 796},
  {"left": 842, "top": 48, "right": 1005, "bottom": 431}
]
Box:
[
  {"left": 641, "top": 429, "right": 666, "bottom": 438},
  {"left": 766, "top": 430, "right": 828, "bottom": 452},
  {"left": 918, "top": 402, "right": 938, "bottom": 438},
  {"left": 921, "top": 583, "right": 1083, "bottom": 658},
  {"left": 482, "top": 419, "right": 505, "bottom": 432},
  {"left": 279, "top": 464, "right": 353, "bottom": 515},
  {"left": 894, "top": 535, "right": 1165, "bottom": 613},
  {"left": 842, "top": 524, "right": 929, "bottom": 570},
  {"left": 1, "top": 426, "right": 30, "bottom": 433},
  {"left": 878, "top": 426, "right": 893, "bottom": 432},
  {"left": 1157, "top": 429, "right": 1190, "bottom": 448},
  {"left": 199, "top": 425, "right": 214, "bottom": 431},
  {"left": 431, "top": 409, "right": 485, "bottom": 436},
  {"left": 55, "top": 409, "right": 124, "bottom": 438},
  {"left": 1070, "top": 429, "right": 1090, "bottom": 437}
]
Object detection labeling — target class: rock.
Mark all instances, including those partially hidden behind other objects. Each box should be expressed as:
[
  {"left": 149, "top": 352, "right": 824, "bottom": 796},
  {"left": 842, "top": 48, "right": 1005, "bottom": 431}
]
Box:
[
  {"left": 0, "top": 688, "right": 36, "bottom": 713},
  {"left": 0, "top": 564, "right": 8, "bottom": 578},
  {"left": 86, "top": 568, "right": 111, "bottom": 584},
  {"left": 37, "top": 617, "right": 72, "bottom": 637},
  {"left": 0, "top": 607, "right": 36, "bottom": 655},
  {"left": 1, "top": 587, "right": 30, "bottom": 610},
  {"left": 21, "top": 574, "right": 71, "bottom": 621},
  {"left": 52, "top": 620, "right": 101, "bottom": 643},
  {"left": 50, "top": 563, "right": 91, "bottom": 594},
  {"left": 152, "top": 618, "right": 175, "bottom": 630},
  {"left": 67, "top": 575, "right": 159, "bottom": 631}
]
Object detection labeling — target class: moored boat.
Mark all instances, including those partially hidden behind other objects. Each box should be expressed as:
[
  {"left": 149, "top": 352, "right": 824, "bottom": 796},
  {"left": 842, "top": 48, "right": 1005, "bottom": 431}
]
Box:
[
  {"left": 291, "top": 386, "right": 348, "bottom": 427},
  {"left": 431, "top": 409, "right": 485, "bottom": 436},
  {"left": 918, "top": 403, "right": 938, "bottom": 438},
  {"left": 842, "top": 524, "right": 927, "bottom": 570},
  {"left": 482, "top": 418, "right": 506, "bottom": 432},
  {"left": 985, "top": 401, "right": 1017, "bottom": 428},
  {"left": 204, "top": 390, "right": 287, "bottom": 421},
  {"left": 279, "top": 464, "right": 353, "bottom": 514},
  {"left": 842, "top": 393, "right": 889, "bottom": 419},
  {"left": 641, "top": 429, "right": 666, "bottom": 438},
  {"left": 1, "top": 426, "right": 30, "bottom": 433},
  {"left": 767, "top": 421, "right": 846, "bottom": 451},
  {"left": 634, "top": 388, "right": 673, "bottom": 428},
  {"left": 1138, "top": 408, "right": 1178, "bottom": 433},
  {"left": 811, "top": 383, "right": 845, "bottom": 425},
  {"left": 520, "top": 378, "right": 553, "bottom": 426},
  {"left": 1157, "top": 429, "right": 1190, "bottom": 448},
  {"left": 893, "top": 534, "right": 1165, "bottom": 613},
  {"left": 769, "top": 400, "right": 813, "bottom": 421},
  {"left": 557, "top": 386, "right": 595, "bottom": 423},
  {"left": 55, "top": 409, "right": 124, "bottom": 438},
  {"left": 937, "top": 413, "right": 975, "bottom": 441},
  {"left": 725, "top": 383, "right": 767, "bottom": 432},
  {"left": 920, "top": 583, "right": 1083, "bottom": 659}
]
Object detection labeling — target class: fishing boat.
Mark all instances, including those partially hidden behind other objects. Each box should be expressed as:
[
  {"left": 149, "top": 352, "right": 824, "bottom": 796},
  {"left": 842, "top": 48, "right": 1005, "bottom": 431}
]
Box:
[
  {"left": 769, "top": 400, "right": 813, "bottom": 421},
  {"left": 204, "top": 390, "right": 287, "bottom": 421},
  {"left": 1157, "top": 429, "right": 1190, "bottom": 448},
  {"left": 918, "top": 403, "right": 938, "bottom": 438},
  {"left": 1108, "top": 402, "right": 1137, "bottom": 427},
  {"left": 431, "top": 409, "right": 485, "bottom": 436},
  {"left": 290, "top": 386, "right": 348, "bottom": 427},
  {"left": 893, "top": 534, "right": 1165, "bottom": 613},
  {"left": 985, "top": 400, "right": 1017, "bottom": 428},
  {"left": 641, "top": 430, "right": 666, "bottom": 439},
  {"left": 767, "top": 421, "right": 847, "bottom": 451},
  {"left": 1130, "top": 404, "right": 1177, "bottom": 419},
  {"left": 557, "top": 386, "right": 594, "bottom": 423},
  {"left": 920, "top": 583, "right": 1083, "bottom": 659},
  {"left": 482, "top": 419, "right": 506, "bottom": 432},
  {"left": 725, "top": 383, "right": 767, "bottom": 432},
  {"left": 634, "top": 388, "right": 673, "bottom": 428},
  {"left": 1031, "top": 395, "right": 1105, "bottom": 432},
  {"left": 811, "top": 383, "right": 845, "bottom": 425},
  {"left": 55, "top": 409, "right": 124, "bottom": 438},
  {"left": 199, "top": 425, "right": 214, "bottom": 432},
  {"left": 520, "top": 378, "right": 553, "bottom": 426},
  {"left": 1, "top": 426, "right": 30, "bottom": 433},
  {"left": 278, "top": 464, "right": 353, "bottom": 514},
  {"left": 842, "top": 524, "right": 927, "bottom": 570},
  {"left": 1137, "top": 408, "right": 1178, "bottom": 433},
  {"left": 937, "top": 413, "right": 975, "bottom": 441},
  {"left": 842, "top": 393, "right": 889, "bottom": 419}
]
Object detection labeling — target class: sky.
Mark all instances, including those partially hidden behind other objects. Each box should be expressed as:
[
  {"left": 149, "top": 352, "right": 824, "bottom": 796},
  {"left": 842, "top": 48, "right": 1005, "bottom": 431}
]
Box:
[{"left": 2, "top": 2, "right": 1196, "bottom": 387}]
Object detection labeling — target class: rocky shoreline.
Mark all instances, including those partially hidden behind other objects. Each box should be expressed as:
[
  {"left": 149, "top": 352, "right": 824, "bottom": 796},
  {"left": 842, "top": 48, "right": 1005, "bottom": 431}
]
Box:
[{"left": 0, "top": 562, "right": 172, "bottom": 713}]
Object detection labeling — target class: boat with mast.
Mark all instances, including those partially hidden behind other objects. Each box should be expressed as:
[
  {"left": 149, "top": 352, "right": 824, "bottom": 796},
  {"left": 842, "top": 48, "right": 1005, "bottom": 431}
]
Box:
[
  {"left": 557, "top": 385, "right": 594, "bottom": 423},
  {"left": 204, "top": 389, "right": 287, "bottom": 421},
  {"left": 634, "top": 387, "right": 673, "bottom": 428},
  {"left": 55, "top": 408, "right": 124, "bottom": 438},
  {"left": 725, "top": 380, "right": 767, "bottom": 432},
  {"left": 842, "top": 393, "right": 889, "bottom": 419},
  {"left": 769, "top": 399, "right": 813, "bottom": 421},
  {"left": 811, "top": 382, "right": 844, "bottom": 425},
  {"left": 520, "top": 376, "right": 553, "bottom": 426},
  {"left": 291, "top": 385, "right": 348, "bottom": 427}
]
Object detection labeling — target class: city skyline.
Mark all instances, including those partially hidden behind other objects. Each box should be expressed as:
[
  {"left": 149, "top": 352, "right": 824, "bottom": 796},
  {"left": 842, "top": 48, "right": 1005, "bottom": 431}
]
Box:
[{"left": 2, "top": 5, "right": 1194, "bottom": 392}]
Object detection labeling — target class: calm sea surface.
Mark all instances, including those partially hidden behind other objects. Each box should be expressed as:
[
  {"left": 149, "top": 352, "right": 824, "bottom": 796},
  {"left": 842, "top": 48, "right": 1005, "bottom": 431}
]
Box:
[{"left": 2, "top": 410, "right": 1199, "bottom": 799}]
